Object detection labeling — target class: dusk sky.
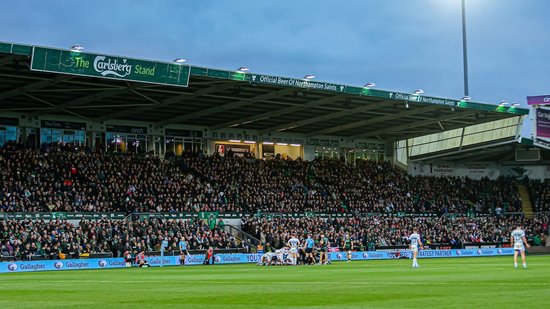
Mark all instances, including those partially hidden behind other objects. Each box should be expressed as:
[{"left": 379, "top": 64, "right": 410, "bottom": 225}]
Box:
[{"left": 1, "top": 0, "right": 549, "bottom": 108}]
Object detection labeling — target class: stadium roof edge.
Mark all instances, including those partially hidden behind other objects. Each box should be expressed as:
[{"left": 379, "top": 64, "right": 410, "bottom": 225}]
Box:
[{"left": 0, "top": 41, "right": 529, "bottom": 116}]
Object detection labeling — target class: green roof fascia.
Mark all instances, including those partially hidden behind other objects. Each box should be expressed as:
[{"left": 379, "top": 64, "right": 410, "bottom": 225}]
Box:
[
  {"left": 0, "top": 42, "right": 32, "bottom": 55},
  {"left": 0, "top": 41, "right": 530, "bottom": 116},
  {"left": 189, "top": 66, "right": 529, "bottom": 116}
]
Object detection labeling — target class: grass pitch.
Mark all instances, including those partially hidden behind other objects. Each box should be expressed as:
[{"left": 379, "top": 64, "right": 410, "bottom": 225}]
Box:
[{"left": 1, "top": 256, "right": 549, "bottom": 308}]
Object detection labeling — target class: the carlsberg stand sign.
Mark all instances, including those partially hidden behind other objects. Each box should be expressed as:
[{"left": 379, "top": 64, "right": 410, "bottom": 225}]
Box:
[{"left": 31, "top": 47, "right": 190, "bottom": 87}]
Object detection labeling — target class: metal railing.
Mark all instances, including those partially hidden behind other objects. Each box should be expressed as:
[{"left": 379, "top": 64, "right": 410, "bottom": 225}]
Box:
[{"left": 225, "top": 225, "right": 260, "bottom": 251}]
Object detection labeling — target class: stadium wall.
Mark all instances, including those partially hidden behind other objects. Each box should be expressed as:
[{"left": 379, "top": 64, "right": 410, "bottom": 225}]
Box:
[{"left": 0, "top": 248, "right": 514, "bottom": 273}]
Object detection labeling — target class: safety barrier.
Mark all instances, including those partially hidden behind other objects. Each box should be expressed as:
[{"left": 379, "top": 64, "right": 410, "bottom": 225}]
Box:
[{"left": 0, "top": 248, "right": 514, "bottom": 273}]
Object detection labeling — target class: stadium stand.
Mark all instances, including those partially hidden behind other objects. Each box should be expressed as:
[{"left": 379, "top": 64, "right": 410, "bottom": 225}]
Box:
[
  {"left": 1, "top": 142, "right": 547, "bottom": 261},
  {"left": 0, "top": 42, "right": 548, "bottom": 264},
  {"left": 0, "top": 143, "right": 523, "bottom": 214}
]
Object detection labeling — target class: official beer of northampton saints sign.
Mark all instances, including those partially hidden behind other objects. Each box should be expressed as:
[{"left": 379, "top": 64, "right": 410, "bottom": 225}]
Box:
[
  {"left": 246, "top": 74, "right": 457, "bottom": 107},
  {"left": 248, "top": 74, "right": 345, "bottom": 92},
  {"left": 30, "top": 47, "right": 190, "bottom": 87}
]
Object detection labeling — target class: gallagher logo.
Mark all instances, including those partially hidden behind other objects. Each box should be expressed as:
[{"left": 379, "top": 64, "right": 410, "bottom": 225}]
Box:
[
  {"left": 54, "top": 261, "right": 64, "bottom": 269},
  {"left": 98, "top": 260, "right": 108, "bottom": 268},
  {"left": 497, "top": 249, "right": 503, "bottom": 254},
  {"left": 477, "top": 249, "right": 482, "bottom": 255},
  {"left": 214, "top": 256, "right": 221, "bottom": 263},
  {"left": 336, "top": 253, "right": 343, "bottom": 259},
  {"left": 455, "top": 250, "right": 461, "bottom": 256},
  {"left": 362, "top": 253, "right": 369, "bottom": 259},
  {"left": 188, "top": 255, "right": 203, "bottom": 263},
  {"left": 7, "top": 263, "right": 18, "bottom": 271}
]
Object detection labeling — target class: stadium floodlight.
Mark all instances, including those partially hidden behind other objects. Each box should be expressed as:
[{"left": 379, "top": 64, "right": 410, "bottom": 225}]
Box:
[
  {"left": 70, "top": 44, "right": 84, "bottom": 52},
  {"left": 364, "top": 82, "right": 376, "bottom": 88},
  {"left": 405, "top": 102, "right": 410, "bottom": 109},
  {"left": 461, "top": 96, "right": 471, "bottom": 101},
  {"left": 173, "top": 58, "right": 187, "bottom": 64},
  {"left": 243, "top": 140, "right": 255, "bottom": 144},
  {"left": 412, "top": 89, "right": 424, "bottom": 95},
  {"left": 228, "top": 140, "right": 241, "bottom": 143},
  {"left": 276, "top": 143, "right": 288, "bottom": 146},
  {"left": 499, "top": 100, "right": 509, "bottom": 106},
  {"left": 236, "top": 67, "right": 250, "bottom": 73},
  {"left": 511, "top": 102, "right": 520, "bottom": 107},
  {"left": 304, "top": 74, "right": 316, "bottom": 80},
  {"left": 262, "top": 142, "right": 274, "bottom": 145},
  {"left": 290, "top": 144, "right": 301, "bottom": 147}
]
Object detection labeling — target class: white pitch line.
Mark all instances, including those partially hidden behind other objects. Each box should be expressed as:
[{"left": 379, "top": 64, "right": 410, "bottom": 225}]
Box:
[{"left": 3, "top": 280, "right": 550, "bottom": 286}]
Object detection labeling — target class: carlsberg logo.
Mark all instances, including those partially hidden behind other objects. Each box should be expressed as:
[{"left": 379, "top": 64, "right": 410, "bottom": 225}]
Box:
[{"left": 93, "top": 56, "right": 132, "bottom": 78}]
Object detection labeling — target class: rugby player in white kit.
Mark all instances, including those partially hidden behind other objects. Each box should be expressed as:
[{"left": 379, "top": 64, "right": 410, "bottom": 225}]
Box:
[
  {"left": 274, "top": 248, "right": 292, "bottom": 265},
  {"left": 288, "top": 234, "right": 300, "bottom": 265},
  {"left": 408, "top": 228, "right": 422, "bottom": 268},
  {"left": 511, "top": 224, "right": 530, "bottom": 268},
  {"left": 258, "top": 252, "right": 277, "bottom": 266}
]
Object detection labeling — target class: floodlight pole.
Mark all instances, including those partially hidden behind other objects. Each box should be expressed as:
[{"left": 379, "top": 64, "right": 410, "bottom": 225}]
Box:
[{"left": 461, "top": 0, "right": 469, "bottom": 97}]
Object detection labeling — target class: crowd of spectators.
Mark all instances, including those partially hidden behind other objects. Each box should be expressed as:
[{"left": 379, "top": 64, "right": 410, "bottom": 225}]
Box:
[
  {"left": 242, "top": 214, "right": 549, "bottom": 250},
  {"left": 0, "top": 143, "right": 526, "bottom": 215},
  {"left": 528, "top": 179, "right": 550, "bottom": 212},
  {"left": 309, "top": 160, "right": 522, "bottom": 214},
  {"left": 2, "top": 213, "right": 546, "bottom": 261},
  {"left": 0, "top": 217, "right": 240, "bottom": 261},
  {"left": 0, "top": 143, "right": 241, "bottom": 213}
]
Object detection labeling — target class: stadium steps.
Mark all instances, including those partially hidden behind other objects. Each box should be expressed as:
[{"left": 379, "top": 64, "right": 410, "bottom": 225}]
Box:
[
  {"left": 517, "top": 184, "right": 534, "bottom": 218},
  {"left": 226, "top": 225, "right": 261, "bottom": 250}
]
